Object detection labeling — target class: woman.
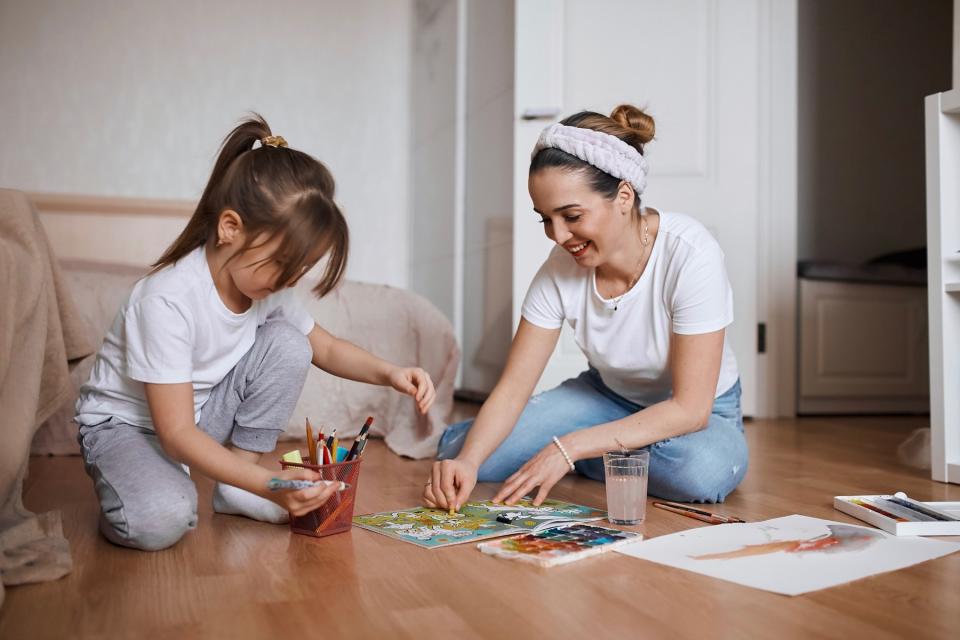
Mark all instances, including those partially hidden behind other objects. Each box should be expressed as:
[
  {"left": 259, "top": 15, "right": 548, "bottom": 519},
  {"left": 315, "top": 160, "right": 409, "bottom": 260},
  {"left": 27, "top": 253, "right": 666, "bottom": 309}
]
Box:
[{"left": 424, "top": 104, "right": 747, "bottom": 510}]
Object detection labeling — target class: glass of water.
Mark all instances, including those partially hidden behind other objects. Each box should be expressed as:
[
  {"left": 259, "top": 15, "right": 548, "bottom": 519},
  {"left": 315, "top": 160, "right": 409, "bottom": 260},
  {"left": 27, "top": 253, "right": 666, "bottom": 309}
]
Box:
[{"left": 603, "top": 450, "right": 650, "bottom": 525}]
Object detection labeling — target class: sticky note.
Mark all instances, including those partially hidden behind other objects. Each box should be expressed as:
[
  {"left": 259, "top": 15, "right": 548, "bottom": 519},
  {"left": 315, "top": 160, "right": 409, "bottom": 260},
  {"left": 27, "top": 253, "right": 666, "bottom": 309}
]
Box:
[{"left": 281, "top": 449, "right": 303, "bottom": 464}]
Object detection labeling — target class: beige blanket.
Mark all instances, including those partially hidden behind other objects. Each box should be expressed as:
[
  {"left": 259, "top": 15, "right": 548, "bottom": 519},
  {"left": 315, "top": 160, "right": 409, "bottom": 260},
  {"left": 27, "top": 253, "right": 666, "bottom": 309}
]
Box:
[
  {"left": 0, "top": 189, "right": 91, "bottom": 606},
  {"left": 35, "top": 263, "right": 460, "bottom": 460},
  {"left": 291, "top": 280, "right": 460, "bottom": 458}
]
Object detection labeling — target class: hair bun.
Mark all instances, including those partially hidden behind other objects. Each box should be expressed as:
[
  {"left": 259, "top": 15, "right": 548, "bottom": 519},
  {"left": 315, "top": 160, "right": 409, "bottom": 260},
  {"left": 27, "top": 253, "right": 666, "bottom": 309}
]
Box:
[{"left": 610, "top": 104, "right": 655, "bottom": 145}]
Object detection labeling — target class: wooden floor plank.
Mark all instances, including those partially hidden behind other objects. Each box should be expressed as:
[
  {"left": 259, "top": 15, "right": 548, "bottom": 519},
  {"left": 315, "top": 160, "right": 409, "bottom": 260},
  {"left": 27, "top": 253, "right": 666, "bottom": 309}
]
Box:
[{"left": 2, "top": 415, "right": 957, "bottom": 639}]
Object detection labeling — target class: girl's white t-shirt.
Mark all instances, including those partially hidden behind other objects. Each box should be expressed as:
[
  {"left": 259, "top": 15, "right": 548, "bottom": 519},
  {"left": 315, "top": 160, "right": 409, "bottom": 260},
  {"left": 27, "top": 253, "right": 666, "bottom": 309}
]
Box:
[
  {"left": 521, "top": 210, "right": 739, "bottom": 407},
  {"left": 75, "top": 246, "right": 315, "bottom": 429}
]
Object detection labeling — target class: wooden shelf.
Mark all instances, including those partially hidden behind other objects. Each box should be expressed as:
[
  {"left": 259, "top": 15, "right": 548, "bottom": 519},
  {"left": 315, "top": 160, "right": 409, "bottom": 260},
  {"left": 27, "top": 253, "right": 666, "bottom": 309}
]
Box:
[
  {"left": 926, "top": 89, "right": 960, "bottom": 485},
  {"left": 940, "top": 88, "right": 960, "bottom": 114}
]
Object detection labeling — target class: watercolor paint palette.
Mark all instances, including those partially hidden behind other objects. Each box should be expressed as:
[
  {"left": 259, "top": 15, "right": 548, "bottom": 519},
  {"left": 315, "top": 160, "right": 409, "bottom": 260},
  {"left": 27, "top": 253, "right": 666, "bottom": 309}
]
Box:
[{"left": 477, "top": 523, "right": 642, "bottom": 567}]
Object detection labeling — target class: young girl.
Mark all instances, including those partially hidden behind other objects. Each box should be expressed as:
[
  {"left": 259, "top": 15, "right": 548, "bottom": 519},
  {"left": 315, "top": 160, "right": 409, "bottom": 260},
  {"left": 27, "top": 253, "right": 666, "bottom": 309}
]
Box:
[
  {"left": 76, "top": 115, "right": 436, "bottom": 551},
  {"left": 424, "top": 105, "right": 746, "bottom": 511}
]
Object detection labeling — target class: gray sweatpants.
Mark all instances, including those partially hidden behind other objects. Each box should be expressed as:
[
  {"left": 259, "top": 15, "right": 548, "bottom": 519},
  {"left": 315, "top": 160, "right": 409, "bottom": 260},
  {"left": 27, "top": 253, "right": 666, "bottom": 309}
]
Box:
[{"left": 77, "top": 319, "right": 312, "bottom": 551}]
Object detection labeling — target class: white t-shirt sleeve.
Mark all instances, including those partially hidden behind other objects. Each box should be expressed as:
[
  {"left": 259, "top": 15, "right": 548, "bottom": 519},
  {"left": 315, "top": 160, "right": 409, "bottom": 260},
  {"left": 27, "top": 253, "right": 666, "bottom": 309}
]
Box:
[
  {"left": 123, "top": 296, "right": 195, "bottom": 383},
  {"left": 263, "top": 288, "right": 315, "bottom": 335},
  {"left": 520, "top": 258, "right": 565, "bottom": 330},
  {"left": 670, "top": 243, "right": 734, "bottom": 335}
]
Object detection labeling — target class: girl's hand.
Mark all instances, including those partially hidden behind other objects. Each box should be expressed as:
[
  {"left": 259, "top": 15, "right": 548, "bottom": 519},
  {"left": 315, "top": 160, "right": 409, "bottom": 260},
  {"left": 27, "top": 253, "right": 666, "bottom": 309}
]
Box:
[
  {"left": 265, "top": 467, "right": 340, "bottom": 517},
  {"left": 388, "top": 366, "right": 436, "bottom": 415},
  {"left": 492, "top": 439, "right": 573, "bottom": 506},
  {"left": 423, "top": 458, "right": 478, "bottom": 511}
]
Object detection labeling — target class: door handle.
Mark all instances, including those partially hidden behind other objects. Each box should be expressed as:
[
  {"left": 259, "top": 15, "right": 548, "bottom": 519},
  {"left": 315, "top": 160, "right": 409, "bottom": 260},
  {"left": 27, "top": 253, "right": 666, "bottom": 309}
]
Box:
[{"left": 520, "top": 107, "right": 562, "bottom": 121}]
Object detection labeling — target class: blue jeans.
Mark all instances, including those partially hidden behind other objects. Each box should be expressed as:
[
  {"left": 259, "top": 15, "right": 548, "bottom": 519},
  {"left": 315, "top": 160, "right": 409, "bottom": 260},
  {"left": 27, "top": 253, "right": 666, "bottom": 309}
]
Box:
[{"left": 438, "top": 369, "right": 748, "bottom": 503}]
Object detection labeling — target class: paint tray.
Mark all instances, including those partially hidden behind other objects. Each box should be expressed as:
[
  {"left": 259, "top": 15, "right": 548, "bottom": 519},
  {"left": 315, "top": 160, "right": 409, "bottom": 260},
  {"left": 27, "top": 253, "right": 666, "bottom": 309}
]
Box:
[
  {"left": 834, "top": 495, "right": 960, "bottom": 536},
  {"left": 477, "top": 523, "right": 642, "bottom": 567}
]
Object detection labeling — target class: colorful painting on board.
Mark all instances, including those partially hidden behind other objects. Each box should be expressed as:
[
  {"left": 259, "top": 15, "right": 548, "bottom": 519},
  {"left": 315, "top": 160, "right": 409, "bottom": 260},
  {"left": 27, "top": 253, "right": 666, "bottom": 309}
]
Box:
[{"left": 352, "top": 499, "right": 607, "bottom": 549}]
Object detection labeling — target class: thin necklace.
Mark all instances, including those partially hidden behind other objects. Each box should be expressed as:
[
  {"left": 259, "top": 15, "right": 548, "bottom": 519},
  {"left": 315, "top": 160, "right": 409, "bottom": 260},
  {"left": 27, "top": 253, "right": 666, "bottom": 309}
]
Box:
[{"left": 608, "top": 219, "right": 651, "bottom": 311}]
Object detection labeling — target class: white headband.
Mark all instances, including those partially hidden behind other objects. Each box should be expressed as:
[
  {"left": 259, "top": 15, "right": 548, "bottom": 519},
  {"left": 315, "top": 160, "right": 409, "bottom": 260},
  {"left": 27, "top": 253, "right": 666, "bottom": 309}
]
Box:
[{"left": 532, "top": 123, "right": 649, "bottom": 197}]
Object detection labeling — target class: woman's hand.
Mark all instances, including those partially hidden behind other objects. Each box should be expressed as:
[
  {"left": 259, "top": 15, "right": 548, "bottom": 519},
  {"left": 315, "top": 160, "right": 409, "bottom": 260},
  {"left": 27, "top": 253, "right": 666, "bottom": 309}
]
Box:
[
  {"left": 388, "top": 366, "right": 436, "bottom": 415},
  {"left": 264, "top": 467, "right": 341, "bottom": 517},
  {"left": 492, "top": 439, "right": 573, "bottom": 506},
  {"left": 423, "top": 458, "right": 478, "bottom": 511}
]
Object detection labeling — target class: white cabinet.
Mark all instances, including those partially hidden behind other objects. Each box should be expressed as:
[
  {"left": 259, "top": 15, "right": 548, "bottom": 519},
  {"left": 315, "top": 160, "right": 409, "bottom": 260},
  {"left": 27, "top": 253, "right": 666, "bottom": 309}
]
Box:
[
  {"left": 798, "top": 279, "right": 928, "bottom": 414},
  {"left": 925, "top": 88, "right": 960, "bottom": 484}
]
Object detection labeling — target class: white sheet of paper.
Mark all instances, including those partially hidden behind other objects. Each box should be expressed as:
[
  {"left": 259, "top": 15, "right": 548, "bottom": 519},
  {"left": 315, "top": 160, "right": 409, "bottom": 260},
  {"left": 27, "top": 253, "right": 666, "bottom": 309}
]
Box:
[{"left": 615, "top": 514, "right": 960, "bottom": 596}]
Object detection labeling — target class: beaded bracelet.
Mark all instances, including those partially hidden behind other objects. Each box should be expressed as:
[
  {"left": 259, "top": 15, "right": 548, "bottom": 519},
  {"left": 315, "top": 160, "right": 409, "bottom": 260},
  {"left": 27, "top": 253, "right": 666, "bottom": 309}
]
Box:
[{"left": 552, "top": 436, "right": 576, "bottom": 472}]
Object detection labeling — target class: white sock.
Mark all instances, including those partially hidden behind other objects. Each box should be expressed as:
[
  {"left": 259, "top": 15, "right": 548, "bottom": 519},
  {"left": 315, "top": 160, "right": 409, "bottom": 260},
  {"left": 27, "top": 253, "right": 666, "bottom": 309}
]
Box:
[{"left": 213, "top": 483, "right": 290, "bottom": 524}]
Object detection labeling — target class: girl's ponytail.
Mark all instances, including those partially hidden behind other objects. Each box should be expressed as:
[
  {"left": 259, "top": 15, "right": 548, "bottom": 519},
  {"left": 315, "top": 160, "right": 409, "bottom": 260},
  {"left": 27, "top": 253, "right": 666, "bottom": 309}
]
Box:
[
  {"left": 153, "top": 116, "right": 272, "bottom": 269},
  {"left": 196, "top": 117, "right": 272, "bottom": 220},
  {"left": 151, "top": 114, "right": 349, "bottom": 298}
]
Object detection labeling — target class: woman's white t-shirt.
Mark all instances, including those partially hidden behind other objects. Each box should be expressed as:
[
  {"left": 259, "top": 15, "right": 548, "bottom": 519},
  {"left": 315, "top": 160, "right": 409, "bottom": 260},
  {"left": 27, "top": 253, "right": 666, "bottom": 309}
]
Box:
[
  {"left": 75, "top": 246, "right": 315, "bottom": 429},
  {"left": 521, "top": 210, "right": 739, "bottom": 407}
]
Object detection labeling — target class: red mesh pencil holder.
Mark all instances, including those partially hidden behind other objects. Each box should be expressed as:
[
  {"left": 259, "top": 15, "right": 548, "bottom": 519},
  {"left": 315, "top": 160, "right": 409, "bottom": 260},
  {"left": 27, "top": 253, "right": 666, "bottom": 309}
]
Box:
[{"left": 279, "top": 457, "right": 362, "bottom": 537}]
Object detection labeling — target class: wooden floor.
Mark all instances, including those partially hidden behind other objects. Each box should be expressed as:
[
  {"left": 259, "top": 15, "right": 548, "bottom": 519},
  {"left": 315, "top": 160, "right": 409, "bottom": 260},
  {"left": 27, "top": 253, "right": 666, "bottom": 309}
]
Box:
[{"left": 3, "top": 414, "right": 959, "bottom": 639}]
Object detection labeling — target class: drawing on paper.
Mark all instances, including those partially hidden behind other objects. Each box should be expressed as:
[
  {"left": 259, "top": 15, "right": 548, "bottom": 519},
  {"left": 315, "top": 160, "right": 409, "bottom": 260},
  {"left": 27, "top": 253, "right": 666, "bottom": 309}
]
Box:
[
  {"left": 614, "top": 514, "right": 960, "bottom": 596},
  {"left": 691, "top": 523, "right": 882, "bottom": 560}
]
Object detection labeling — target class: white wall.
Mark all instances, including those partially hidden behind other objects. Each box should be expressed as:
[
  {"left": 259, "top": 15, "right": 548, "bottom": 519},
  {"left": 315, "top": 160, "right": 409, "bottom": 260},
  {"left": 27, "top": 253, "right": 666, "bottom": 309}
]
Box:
[
  {"left": 409, "top": 0, "right": 458, "bottom": 320},
  {"left": 797, "top": 0, "right": 953, "bottom": 265},
  {"left": 0, "top": 0, "right": 412, "bottom": 287},
  {"left": 955, "top": 0, "right": 960, "bottom": 88},
  {"left": 461, "top": 0, "right": 514, "bottom": 393},
  {"left": 408, "top": 0, "right": 516, "bottom": 394}
]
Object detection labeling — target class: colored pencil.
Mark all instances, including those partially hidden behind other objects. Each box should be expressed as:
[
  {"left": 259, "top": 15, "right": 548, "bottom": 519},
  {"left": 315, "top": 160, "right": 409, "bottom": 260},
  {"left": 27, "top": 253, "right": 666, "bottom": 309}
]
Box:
[
  {"left": 305, "top": 418, "right": 317, "bottom": 465},
  {"left": 353, "top": 436, "right": 370, "bottom": 458},
  {"left": 325, "top": 429, "right": 337, "bottom": 454},
  {"left": 347, "top": 416, "right": 374, "bottom": 460}
]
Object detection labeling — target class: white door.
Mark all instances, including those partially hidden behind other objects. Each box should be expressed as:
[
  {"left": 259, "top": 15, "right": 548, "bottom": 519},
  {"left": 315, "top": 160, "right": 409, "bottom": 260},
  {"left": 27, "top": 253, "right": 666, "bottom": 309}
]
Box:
[{"left": 513, "top": 0, "right": 764, "bottom": 416}]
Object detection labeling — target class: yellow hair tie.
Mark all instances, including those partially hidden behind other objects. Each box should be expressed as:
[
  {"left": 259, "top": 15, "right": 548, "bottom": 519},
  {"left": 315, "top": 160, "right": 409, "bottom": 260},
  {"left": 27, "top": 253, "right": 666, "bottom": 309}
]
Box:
[{"left": 261, "top": 135, "right": 288, "bottom": 148}]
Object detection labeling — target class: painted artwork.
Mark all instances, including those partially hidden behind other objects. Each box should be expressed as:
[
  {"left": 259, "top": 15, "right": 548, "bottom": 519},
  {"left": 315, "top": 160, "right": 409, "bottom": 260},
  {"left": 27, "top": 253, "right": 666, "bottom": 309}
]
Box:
[
  {"left": 478, "top": 523, "right": 642, "bottom": 567},
  {"left": 352, "top": 499, "right": 607, "bottom": 549},
  {"left": 614, "top": 514, "right": 960, "bottom": 595}
]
